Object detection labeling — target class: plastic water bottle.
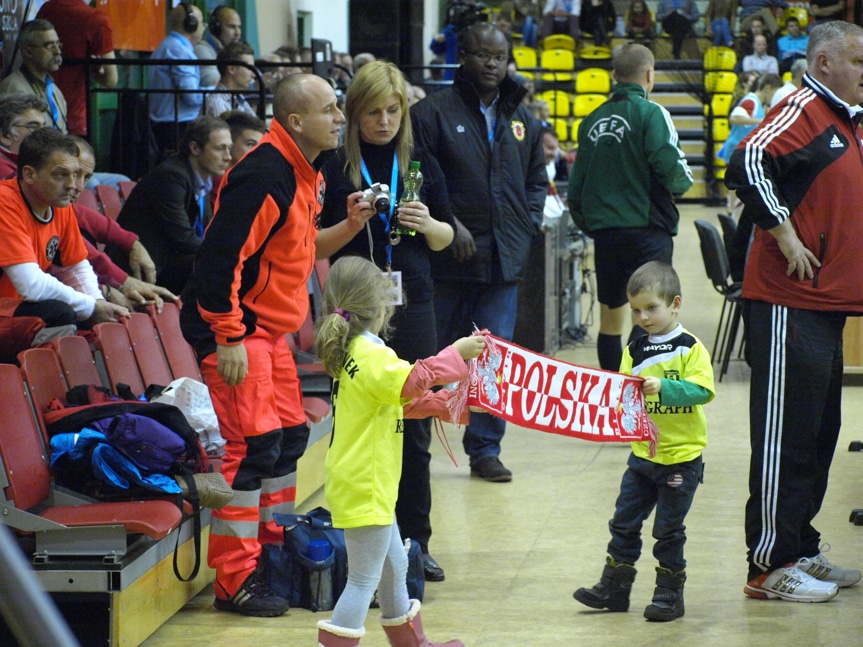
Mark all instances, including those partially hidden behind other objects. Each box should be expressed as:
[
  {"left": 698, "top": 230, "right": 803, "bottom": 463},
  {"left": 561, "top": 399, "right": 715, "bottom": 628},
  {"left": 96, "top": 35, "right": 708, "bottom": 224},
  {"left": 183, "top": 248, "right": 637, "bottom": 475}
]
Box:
[
  {"left": 393, "top": 160, "right": 423, "bottom": 237},
  {"left": 307, "top": 539, "right": 333, "bottom": 611}
]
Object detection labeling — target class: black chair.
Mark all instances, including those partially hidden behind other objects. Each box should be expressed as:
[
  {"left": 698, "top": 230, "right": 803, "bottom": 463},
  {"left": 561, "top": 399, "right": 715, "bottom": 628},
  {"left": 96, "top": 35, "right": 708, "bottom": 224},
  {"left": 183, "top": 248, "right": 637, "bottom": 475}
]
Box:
[
  {"left": 694, "top": 219, "right": 744, "bottom": 381},
  {"left": 716, "top": 212, "right": 737, "bottom": 259}
]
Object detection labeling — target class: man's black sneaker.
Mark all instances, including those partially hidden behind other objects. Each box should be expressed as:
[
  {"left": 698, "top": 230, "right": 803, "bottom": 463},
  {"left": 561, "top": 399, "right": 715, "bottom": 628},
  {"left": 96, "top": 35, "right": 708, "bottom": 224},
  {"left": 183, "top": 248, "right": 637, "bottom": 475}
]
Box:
[
  {"left": 213, "top": 570, "right": 290, "bottom": 617},
  {"left": 470, "top": 456, "right": 512, "bottom": 482}
]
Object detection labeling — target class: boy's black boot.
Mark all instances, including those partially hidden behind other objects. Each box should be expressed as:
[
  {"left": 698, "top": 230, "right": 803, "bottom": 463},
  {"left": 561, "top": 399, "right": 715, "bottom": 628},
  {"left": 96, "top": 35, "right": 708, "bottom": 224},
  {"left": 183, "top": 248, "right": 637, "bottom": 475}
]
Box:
[
  {"left": 573, "top": 556, "right": 637, "bottom": 612},
  {"left": 643, "top": 567, "right": 686, "bottom": 622}
]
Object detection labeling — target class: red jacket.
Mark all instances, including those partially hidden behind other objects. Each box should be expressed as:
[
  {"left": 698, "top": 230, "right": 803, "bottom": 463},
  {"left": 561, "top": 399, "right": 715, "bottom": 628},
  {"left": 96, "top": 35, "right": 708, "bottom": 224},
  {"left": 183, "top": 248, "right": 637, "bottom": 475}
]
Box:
[
  {"left": 181, "top": 119, "right": 324, "bottom": 357},
  {"left": 726, "top": 75, "right": 863, "bottom": 312}
]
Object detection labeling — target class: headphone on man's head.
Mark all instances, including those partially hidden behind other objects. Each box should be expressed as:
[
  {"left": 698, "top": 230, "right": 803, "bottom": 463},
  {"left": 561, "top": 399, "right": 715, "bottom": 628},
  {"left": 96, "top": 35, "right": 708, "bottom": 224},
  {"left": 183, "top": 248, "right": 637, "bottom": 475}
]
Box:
[
  {"left": 180, "top": 2, "right": 199, "bottom": 34},
  {"left": 209, "top": 5, "right": 230, "bottom": 39}
]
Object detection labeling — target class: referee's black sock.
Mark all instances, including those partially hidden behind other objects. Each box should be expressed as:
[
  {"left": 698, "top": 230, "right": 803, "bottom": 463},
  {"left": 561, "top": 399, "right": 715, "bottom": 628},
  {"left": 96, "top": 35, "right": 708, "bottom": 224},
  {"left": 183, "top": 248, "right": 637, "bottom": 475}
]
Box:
[{"left": 597, "top": 333, "right": 623, "bottom": 371}]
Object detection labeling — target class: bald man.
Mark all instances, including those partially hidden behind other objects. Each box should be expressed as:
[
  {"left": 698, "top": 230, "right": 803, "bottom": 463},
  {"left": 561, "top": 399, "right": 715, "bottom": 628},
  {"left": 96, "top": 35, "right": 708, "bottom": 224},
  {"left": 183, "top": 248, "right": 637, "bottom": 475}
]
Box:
[
  {"left": 148, "top": 2, "right": 206, "bottom": 157},
  {"left": 195, "top": 5, "right": 243, "bottom": 87},
  {"left": 181, "top": 74, "right": 345, "bottom": 617}
]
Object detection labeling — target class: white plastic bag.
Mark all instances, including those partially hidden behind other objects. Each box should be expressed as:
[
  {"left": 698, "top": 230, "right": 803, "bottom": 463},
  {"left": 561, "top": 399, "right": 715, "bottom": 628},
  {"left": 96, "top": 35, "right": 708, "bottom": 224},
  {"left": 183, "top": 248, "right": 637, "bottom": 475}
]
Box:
[{"left": 152, "top": 377, "right": 225, "bottom": 453}]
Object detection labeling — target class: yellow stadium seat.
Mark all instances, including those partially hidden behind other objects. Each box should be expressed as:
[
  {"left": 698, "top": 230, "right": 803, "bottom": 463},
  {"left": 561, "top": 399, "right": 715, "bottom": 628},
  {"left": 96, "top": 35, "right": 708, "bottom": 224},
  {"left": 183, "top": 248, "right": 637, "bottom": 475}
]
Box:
[
  {"left": 538, "top": 90, "right": 571, "bottom": 117},
  {"left": 542, "top": 34, "right": 576, "bottom": 51},
  {"left": 571, "top": 118, "right": 583, "bottom": 143},
  {"left": 704, "top": 71, "right": 737, "bottom": 94},
  {"left": 703, "top": 46, "right": 737, "bottom": 72},
  {"left": 705, "top": 93, "right": 733, "bottom": 118},
  {"left": 550, "top": 117, "right": 569, "bottom": 142},
  {"left": 713, "top": 118, "right": 730, "bottom": 142},
  {"left": 579, "top": 45, "right": 612, "bottom": 60},
  {"left": 540, "top": 48, "right": 576, "bottom": 82},
  {"left": 512, "top": 45, "right": 538, "bottom": 78},
  {"left": 780, "top": 7, "right": 808, "bottom": 29},
  {"left": 573, "top": 94, "right": 607, "bottom": 118},
  {"left": 575, "top": 67, "right": 612, "bottom": 95}
]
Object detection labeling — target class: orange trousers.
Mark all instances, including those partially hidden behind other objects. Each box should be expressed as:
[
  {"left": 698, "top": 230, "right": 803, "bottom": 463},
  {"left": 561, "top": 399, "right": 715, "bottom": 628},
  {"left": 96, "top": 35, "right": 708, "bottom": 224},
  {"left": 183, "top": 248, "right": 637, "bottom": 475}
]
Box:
[{"left": 201, "top": 333, "right": 310, "bottom": 597}]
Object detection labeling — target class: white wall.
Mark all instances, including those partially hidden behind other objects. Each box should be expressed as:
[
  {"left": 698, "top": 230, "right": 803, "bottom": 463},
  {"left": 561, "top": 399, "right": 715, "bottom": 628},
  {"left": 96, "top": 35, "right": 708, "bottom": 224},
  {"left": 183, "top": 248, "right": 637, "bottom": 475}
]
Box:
[{"left": 255, "top": 0, "right": 350, "bottom": 55}]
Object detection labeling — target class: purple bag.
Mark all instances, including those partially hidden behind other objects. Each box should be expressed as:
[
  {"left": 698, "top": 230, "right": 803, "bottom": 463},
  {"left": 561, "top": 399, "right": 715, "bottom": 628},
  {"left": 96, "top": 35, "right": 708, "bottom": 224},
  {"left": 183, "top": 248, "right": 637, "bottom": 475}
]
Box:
[{"left": 92, "top": 412, "right": 187, "bottom": 473}]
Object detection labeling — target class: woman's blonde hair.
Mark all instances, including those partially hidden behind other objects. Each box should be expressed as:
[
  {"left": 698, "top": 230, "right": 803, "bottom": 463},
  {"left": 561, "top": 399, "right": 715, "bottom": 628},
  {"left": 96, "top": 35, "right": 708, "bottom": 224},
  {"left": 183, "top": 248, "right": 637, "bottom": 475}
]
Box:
[
  {"left": 314, "top": 255, "right": 396, "bottom": 378},
  {"left": 343, "top": 60, "right": 414, "bottom": 189}
]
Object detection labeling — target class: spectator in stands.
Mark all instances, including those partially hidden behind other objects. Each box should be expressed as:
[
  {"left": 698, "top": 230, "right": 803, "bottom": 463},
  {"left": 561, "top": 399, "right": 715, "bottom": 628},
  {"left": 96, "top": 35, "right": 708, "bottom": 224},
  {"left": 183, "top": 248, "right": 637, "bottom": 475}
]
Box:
[
  {"left": 731, "top": 70, "right": 761, "bottom": 107},
  {"left": 411, "top": 22, "right": 546, "bottom": 483},
  {"left": 720, "top": 73, "right": 783, "bottom": 165},
  {"left": 112, "top": 115, "right": 232, "bottom": 295},
  {"left": 541, "top": 126, "right": 568, "bottom": 218},
  {"left": 529, "top": 98, "right": 553, "bottom": 127},
  {"left": 0, "top": 20, "right": 68, "bottom": 132},
  {"left": 0, "top": 94, "right": 47, "bottom": 179},
  {"left": 742, "top": 34, "right": 780, "bottom": 73},
  {"left": 180, "top": 74, "right": 345, "bottom": 618},
  {"left": 738, "top": 15, "right": 778, "bottom": 61},
  {"left": 354, "top": 52, "right": 377, "bottom": 71},
  {"left": 206, "top": 110, "right": 267, "bottom": 206},
  {"left": 195, "top": 5, "right": 243, "bottom": 88},
  {"left": 333, "top": 52, "right": 354, "bottom": 90},
  {"left": 626, "top": 0, "right": 655, "bottom": 44},
  {"left": 513, "top": 0, "right": 544, "bottom": 47},
  {"left": 568, "top": 44, "right": 693, "bottom": 371},
  {"left": 69, "top": 136, "right": 176, "bottom": 313},
  {"left": 776, "top": 16, "right": 809, "bottom": 73},
  {"left": 35, "top": 0, "right": 117, "bottom": 137},
  {"left": 581, "top": 0, "right": 617, "bottom": 47},
  {"left": 738, "top": 0, "right": 787, "bottom": 35},
  {"left": 430, "top": 23, "right": 460, "bottom": 82},
  {"left": 771, "top": 56, "right": 807, "bottom": 103},
  {"left": 0, "top": 128, "right": 127, "bottom": 331},
  {"left": 148, "top": 2, "right": 206, "bottom": 160},
  {"left": 540, "top": 0, "right": 582, "bottom": 43},
  {"left": 204, "top": 41, "right": 257, "bottom": 117},
  {"left": 316, "top": 59, "right": 458, "bottom": 586},
  {"left": 656, "top": 0, "right": 700, "bottom": 60},
  {"left": 222, "top": 110, "right": 267, "bottom": 167},
  {"left": 705, "top": 0, "right": 736, "bottom": 47},
  {"left": 810, "top": 0, "right": 846, "bottom": 24}
]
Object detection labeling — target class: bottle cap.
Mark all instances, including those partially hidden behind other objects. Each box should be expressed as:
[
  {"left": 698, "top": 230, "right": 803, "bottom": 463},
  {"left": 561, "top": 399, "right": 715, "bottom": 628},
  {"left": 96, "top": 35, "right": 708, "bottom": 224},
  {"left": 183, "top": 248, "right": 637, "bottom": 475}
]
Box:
[
  {"left": 307, "top": 539, "right": 332, "bottom": 561},
  {"left": 409, "top": 161, "right": 421, "bottom": 170}
]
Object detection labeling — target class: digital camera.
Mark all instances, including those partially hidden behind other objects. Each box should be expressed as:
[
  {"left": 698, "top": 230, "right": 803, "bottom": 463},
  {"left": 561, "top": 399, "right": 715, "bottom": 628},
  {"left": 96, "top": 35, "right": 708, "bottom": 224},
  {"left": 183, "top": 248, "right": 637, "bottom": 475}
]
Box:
[{"left": 361, "top": 183, "right": 391, "bottom": 214}]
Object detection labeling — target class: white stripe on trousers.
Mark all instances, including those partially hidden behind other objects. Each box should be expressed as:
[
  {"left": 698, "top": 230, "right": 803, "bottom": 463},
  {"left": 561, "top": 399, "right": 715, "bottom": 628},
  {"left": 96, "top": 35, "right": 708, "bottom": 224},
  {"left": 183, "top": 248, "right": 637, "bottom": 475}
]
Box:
[{"left": 753, "top": 303, "right": 787, "bottom": 572}]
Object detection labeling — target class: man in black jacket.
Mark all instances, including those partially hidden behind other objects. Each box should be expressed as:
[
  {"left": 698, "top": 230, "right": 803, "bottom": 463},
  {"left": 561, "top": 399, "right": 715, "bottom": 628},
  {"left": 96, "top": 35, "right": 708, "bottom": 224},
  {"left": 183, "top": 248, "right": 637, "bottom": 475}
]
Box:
[
  {"left": 111, "top": 115, "right": 232, "bottom": 294},
  {"left": 411, "top": 22, "right": 547, "bottom": 483}
]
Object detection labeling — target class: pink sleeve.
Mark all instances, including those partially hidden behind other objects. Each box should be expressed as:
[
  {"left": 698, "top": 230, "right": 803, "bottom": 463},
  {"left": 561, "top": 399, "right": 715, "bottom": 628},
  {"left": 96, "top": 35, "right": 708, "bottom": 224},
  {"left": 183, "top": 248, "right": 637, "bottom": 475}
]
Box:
[
  {"left": 400, "top": 345, "right": 468, "bottom": 399},
  {"left": 403, "top": 389, "right": 470, "bottom": 424}
]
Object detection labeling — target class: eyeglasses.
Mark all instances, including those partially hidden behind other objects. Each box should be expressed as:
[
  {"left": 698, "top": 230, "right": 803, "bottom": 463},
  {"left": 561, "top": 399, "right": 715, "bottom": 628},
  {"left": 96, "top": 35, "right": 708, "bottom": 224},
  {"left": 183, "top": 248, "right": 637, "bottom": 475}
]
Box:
[
  {"left": 11, "top": 120, "right": 42, "bottom": 133},
  {"left": 27, "top": 40, "right": 62, "bottom": 52},
  {"left": 463, "top": 50, "right": 508, "bottom": 65}
]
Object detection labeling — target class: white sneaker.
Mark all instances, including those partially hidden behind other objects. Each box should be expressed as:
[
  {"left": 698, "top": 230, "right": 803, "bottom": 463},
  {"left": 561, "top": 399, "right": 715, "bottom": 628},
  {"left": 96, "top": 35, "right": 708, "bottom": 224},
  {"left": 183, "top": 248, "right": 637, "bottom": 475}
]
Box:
[
  {"left": 744, "top": 564, "right": 838, "bottom": 602},
  {"left": 797, "top": 553, "right": 862, "bottom": 588}
]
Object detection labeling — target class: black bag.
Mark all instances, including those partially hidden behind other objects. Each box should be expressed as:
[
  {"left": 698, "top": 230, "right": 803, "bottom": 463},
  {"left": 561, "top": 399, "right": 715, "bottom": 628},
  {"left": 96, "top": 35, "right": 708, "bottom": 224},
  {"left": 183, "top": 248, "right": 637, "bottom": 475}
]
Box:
[{"left": 263, "top": 507, "right": 348, "bottom": 612}]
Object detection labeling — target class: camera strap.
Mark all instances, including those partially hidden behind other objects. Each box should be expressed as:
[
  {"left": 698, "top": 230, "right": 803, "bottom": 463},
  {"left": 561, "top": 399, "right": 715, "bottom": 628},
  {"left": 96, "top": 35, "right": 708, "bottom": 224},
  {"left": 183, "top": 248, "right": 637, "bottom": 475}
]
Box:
[{"left": 360, "top": 152, "right": 399, "bottom": 268}]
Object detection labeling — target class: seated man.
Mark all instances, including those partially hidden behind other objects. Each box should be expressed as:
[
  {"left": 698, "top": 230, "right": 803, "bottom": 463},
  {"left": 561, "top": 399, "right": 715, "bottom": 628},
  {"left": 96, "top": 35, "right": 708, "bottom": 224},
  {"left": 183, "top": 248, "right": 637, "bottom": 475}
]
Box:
[
  {"left": 776, "top": 16, "right": 808, "bottom": 73},
  {"left": 0, "top": 19, "right": 68, "bottom": 132},
  {"left": 69, "top": 136, "right": 177, "bottom": 313},
  {"left": 195, "top": 4, "right": 243, "bottom": 88},
  {"left": 204, "top": 41, "right": 257, "bottom": 117},
  {"left": 0, "top": 128, "right": 127, "bottom": 333},
  {"left": 111, "top": 115, "right": 232, "bottom": 295},
  {"left": 742, "top": 34, "right": 780, "bottom": 74},
  {"left": 0, "top": 94, "right": 48, "bottom": 179},
  {"left": 207, "top": 110, "right": 267, "bottom": 207}
]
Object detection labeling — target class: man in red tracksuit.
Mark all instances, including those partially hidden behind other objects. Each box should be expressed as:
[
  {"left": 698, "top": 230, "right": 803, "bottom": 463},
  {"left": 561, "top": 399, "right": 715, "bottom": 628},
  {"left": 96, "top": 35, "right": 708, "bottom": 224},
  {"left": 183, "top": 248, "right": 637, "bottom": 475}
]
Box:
[
  {"left": 726, "top": 21, "right": 863, "bottom": 603},
  {"left": 181, "top": 73, "right": 345, "bottom": 617}
]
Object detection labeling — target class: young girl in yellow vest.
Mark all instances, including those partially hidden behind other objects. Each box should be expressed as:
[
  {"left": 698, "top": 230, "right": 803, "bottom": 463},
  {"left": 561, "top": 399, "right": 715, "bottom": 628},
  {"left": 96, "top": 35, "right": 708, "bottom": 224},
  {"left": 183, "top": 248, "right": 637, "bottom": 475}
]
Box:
[{"left": 314, "top": 255, "right": 485, "bottom": 647}]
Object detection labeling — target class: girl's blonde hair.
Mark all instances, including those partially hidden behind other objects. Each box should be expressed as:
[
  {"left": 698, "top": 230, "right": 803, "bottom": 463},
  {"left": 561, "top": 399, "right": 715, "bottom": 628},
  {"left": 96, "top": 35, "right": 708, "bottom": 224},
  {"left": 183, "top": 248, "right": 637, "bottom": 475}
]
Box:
[
  {"left": 343, "top": 60, "right": 414, "bottom": 189},
  {"left": 315, "top": 255, "right": 396, "bottom": 378}
]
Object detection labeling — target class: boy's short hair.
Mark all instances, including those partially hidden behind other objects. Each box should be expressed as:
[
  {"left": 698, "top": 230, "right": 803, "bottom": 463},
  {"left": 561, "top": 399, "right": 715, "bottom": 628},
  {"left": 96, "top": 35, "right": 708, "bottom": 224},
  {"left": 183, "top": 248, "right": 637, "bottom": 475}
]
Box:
[{"left": 627, "top": 261, "right": 681, "bottom": 305}]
